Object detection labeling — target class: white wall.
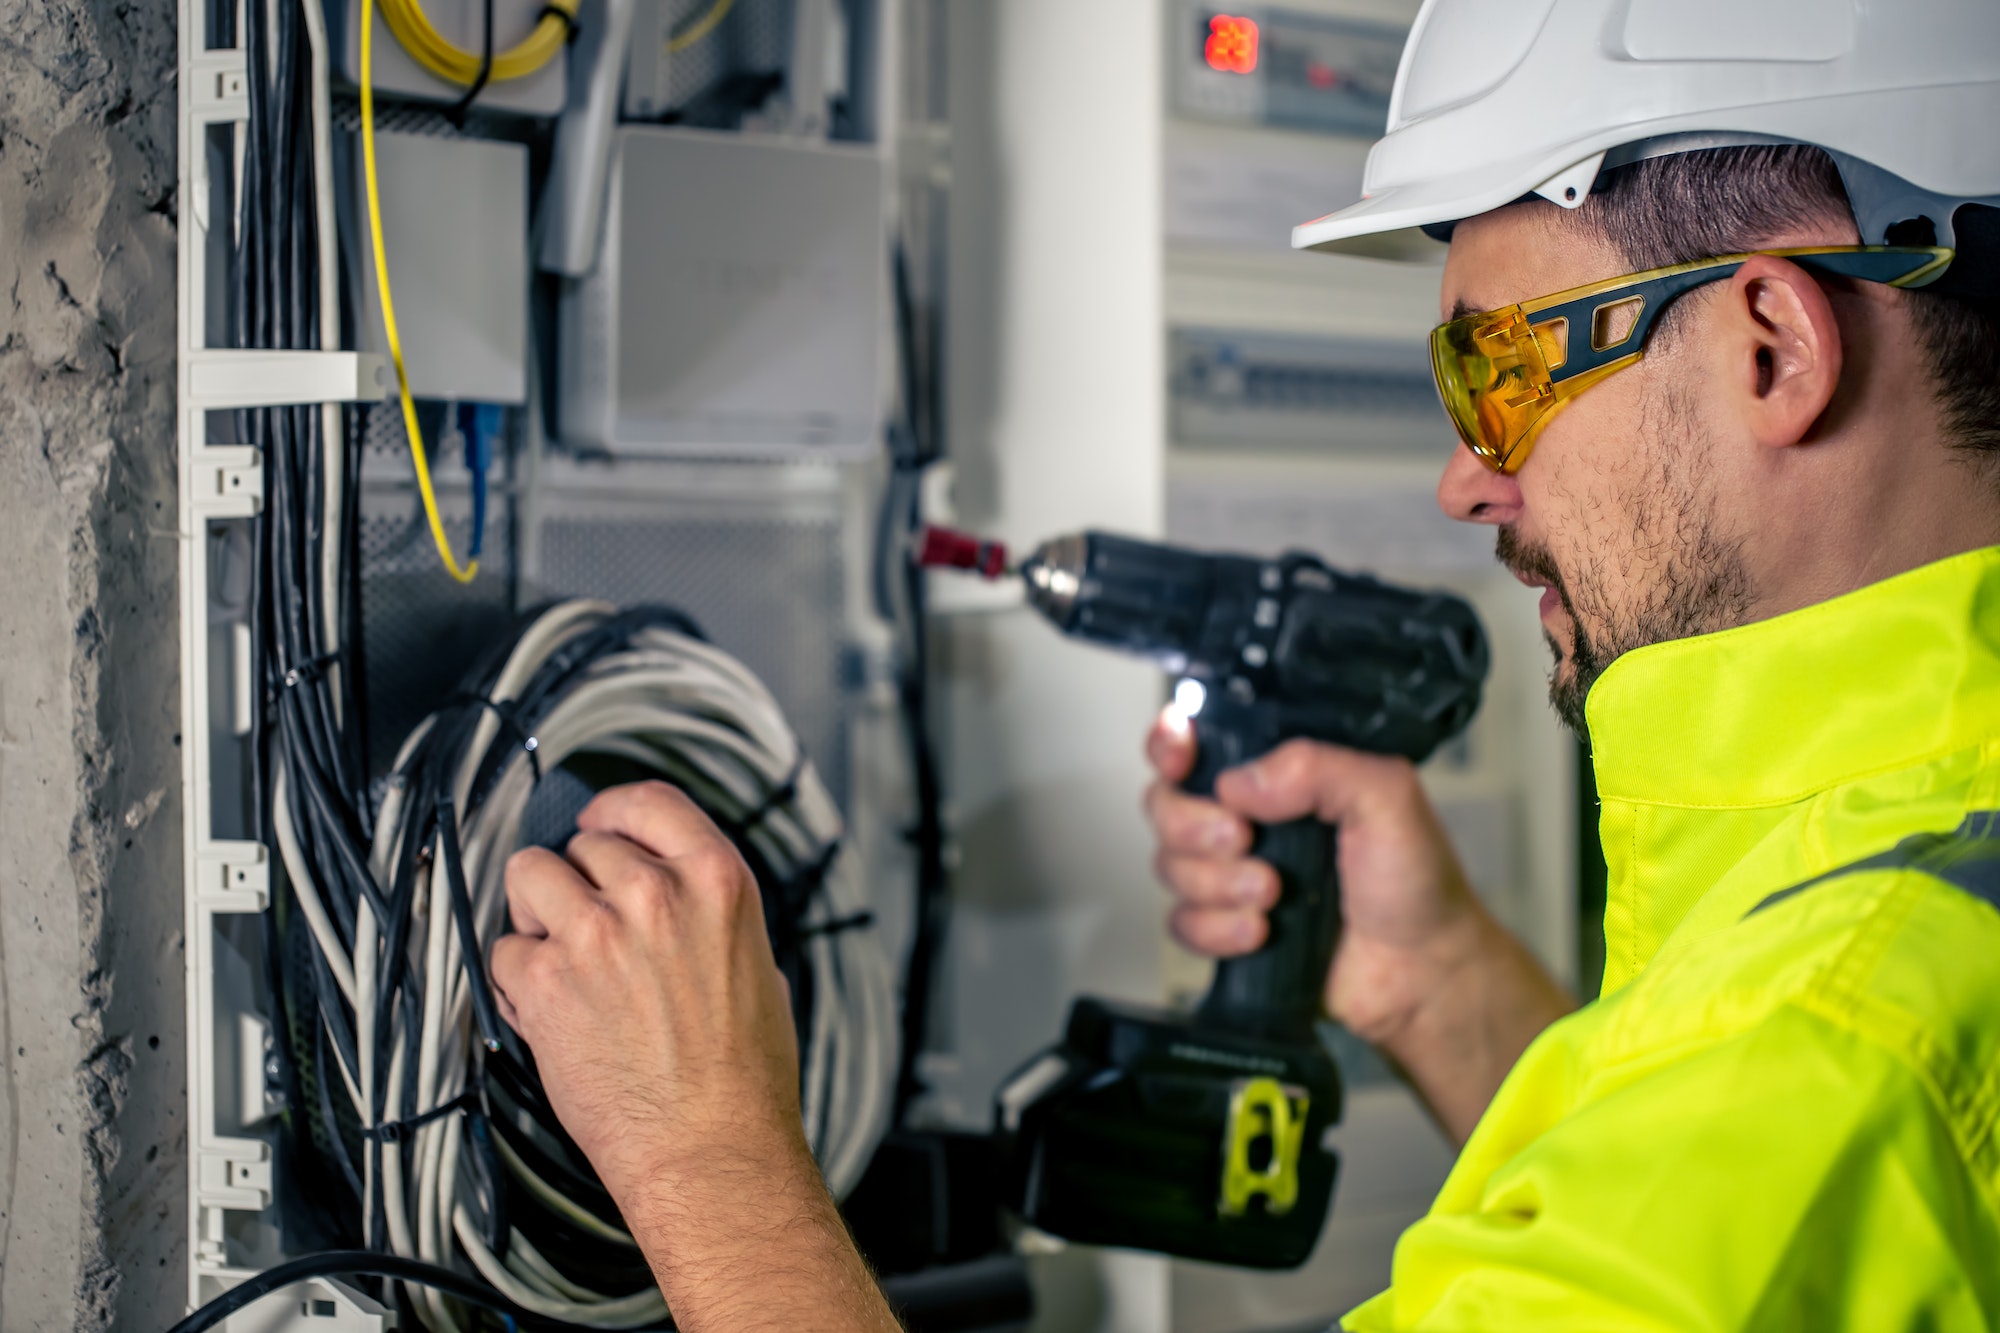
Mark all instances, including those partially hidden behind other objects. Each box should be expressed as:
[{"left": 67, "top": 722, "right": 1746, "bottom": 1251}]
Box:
[{"left": 932, "top": 2, "right": 1171, "bottom": 1328}]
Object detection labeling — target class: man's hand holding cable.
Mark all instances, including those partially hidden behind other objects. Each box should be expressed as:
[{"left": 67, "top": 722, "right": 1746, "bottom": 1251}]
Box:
[
  {"left": 1144, "top": 716, "right": 1573, "bottom": 1143},
  {"left": 490, "top": 781, "right": 897, "bottom": 1332}
]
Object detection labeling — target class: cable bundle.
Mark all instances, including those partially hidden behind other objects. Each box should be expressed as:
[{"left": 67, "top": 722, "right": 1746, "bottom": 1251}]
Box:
[{"left": 275, "top": 601, "right": 896, "bottom": 1330}]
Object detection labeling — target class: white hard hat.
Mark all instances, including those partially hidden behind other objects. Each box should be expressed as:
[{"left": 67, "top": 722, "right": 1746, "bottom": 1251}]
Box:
[{"left": 1294, "top": 0, "right": 2000, "bottom": 290}]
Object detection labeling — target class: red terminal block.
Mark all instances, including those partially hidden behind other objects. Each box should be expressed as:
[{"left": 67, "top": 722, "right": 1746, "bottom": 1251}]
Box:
[{"left": 915, "top": 525, "right": 1011, "bottom": 580}]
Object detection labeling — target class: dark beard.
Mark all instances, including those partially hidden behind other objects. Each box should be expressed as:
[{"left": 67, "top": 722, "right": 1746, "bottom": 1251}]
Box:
[
  {"left": 1495, "top": 527, "right": 1602, "bottom": 735},
  {"left": 1495, "top": 387, "right": 1753, "bottom": 737}
]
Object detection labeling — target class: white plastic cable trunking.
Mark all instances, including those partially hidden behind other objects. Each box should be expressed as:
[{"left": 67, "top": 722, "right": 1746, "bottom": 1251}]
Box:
[{"left": 177, "top": 11, "right": 391, "bottom": 1326}]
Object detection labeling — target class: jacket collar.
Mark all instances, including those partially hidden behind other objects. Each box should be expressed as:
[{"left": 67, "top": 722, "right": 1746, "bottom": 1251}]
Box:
[
  {"left": 1587, "top": 545, "right": 2000, "bottom": 811},
  {"left": 1584, "top": 545, "right": 2000, "bottom": 991}
]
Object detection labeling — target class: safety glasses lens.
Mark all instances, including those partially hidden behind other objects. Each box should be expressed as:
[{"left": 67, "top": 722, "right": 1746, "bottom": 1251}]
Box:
[{"left": 1431, "top": 310, "right": 1561, "bottom": 473}]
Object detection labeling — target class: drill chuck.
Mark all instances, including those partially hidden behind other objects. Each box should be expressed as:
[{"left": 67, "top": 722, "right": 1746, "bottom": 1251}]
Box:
[
  {"left": 1018, "top": 534, "right": 1088, "bottom": 628},
  {"left": 1018, "top": 531, "right": 1229, "bottom": 675}
]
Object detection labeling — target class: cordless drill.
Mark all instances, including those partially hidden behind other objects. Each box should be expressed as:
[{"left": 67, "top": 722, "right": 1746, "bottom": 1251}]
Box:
[{"left": 919, "top": 526, "right": 1489, "bottom": 1269}]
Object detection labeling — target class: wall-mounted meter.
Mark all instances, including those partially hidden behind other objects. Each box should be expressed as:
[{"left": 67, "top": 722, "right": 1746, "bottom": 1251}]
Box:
[{"left": 1172, "top": 2, "right": 1405, "bottom": 136}]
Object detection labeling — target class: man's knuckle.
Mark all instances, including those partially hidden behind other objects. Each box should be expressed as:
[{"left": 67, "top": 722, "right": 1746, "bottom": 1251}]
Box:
[
  {"left": 684, "top": 838, "right": 747, "bottom": 888},
  {"left": 521, "top": 947, "right": 563, "bottom": 990},
  {"left": 633, "top": 778, "right": 681, "bottom": 806},
  {"left": 569, "top": 897, "right": 619, "bottom": 945}
]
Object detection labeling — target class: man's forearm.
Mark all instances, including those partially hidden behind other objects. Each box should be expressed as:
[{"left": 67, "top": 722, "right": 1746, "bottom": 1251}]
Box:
[
  {"left": 614, "top": 1134, "right": 900, "bottom": 1333},
  {"left": 1376, "top": 911, "right": 1575, "bottom": 1144}
]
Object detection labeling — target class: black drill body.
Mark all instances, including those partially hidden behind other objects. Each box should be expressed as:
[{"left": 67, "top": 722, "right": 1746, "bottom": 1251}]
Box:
[{"left": 994, "top": 531, "right": 1488, "bottom": 1269}]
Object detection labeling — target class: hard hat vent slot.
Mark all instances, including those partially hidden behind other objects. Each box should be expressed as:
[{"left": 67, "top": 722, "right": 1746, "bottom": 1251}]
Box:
[{"left": 1886, "top": 216, "right": 1940, "bottom": 248}]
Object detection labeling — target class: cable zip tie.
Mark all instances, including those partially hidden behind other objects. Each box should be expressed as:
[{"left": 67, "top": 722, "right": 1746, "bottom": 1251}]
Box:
[
  {"left": 536, "top": 2, "right": 578, "bottom": 41},
  {"left": 783, "top": 839, "right": 844, "bottom": 903},
  {"left": 730, "top": 753, "right": 808, "bottom": 837},
  {"left": 280, "top": 649, "right": 344, "bottom": 690},
  {"left": 801, "top": 909, "right": 876, "bottom": 939},
  {"left": 444, "top": 0, "right": 496, "bottom": 125},
  {"left": 361, "top": 1087, "right": 481, "bottom": 1143},
  {"left": 448, "top": 691, "right": 544, "bottom": 783}
]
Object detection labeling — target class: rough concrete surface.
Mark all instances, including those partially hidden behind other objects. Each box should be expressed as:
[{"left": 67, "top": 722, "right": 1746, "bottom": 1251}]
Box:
[{"left": 0, "top": 0, "right": 185, "bottom": 1328}]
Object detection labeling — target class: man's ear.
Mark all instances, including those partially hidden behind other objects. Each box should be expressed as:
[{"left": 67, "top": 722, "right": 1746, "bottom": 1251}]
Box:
[{"left": 1723, "top": 254, "right": 1844, "bottom": 449}]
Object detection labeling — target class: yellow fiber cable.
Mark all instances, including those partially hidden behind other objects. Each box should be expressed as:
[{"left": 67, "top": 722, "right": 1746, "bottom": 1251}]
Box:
[
  {"left": 378, "top": 0, "right": 578, "bottom": 88},
  {"left": 668, "top": 0, "right": 737, "bottom": 53},
  {"left": 361, "top": 0, "right": 479, "bottom": 584}
]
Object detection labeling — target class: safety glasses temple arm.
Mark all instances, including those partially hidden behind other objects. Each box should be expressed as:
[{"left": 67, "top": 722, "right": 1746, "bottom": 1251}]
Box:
[{"left": 1530, "top": 246, "right": 1953, "bottom": 384}]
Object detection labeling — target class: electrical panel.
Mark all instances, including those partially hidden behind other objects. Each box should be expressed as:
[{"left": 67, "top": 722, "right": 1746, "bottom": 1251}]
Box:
[
  {"left": 176, "top": 0, "right": 939, "bottom": 1324},
  {"left": 1170, "top": 327, "right": 1440, "bottom": 451}
]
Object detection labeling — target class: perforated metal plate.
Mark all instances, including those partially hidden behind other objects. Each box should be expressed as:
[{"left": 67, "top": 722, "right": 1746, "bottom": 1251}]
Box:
[
  {"left": 624, "top": 0, "right": 795, "bottom": 121},
  {"left": 528, "top": 482, "right": 852, "bottom": 806},
  {"left": 355, "top": 402, "right": 517, "bottom": 780}
]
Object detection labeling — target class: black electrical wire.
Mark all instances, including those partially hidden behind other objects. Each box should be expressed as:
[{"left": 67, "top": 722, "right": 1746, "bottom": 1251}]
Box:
[
  {"left": 159, "top": 1251, "right": 676, "bottom": 1333},
  {"left": 435, "top": 794, "right": 506, "bottom": 1052},
  {"left": 880, "top": 241, "right": 952, "bottom": 1126},
  {"left": 445, "top": 0, "right": 498, "bottom": 125}
]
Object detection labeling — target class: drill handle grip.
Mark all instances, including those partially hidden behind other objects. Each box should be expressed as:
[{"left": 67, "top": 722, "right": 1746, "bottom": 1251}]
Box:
[{"left": 1183, "top": 719, "right": 1341, "bottom": 1039}]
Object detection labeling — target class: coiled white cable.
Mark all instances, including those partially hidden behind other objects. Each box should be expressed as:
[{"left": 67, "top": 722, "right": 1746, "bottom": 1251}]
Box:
[{"left": 313, "top": 601, "right": 898, "bottom": 1330}]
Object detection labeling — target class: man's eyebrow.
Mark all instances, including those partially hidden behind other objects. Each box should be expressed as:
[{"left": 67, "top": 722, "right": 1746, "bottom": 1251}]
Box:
[{"left": 1448, "top": 297, "right": 1478, "bottom": 321}]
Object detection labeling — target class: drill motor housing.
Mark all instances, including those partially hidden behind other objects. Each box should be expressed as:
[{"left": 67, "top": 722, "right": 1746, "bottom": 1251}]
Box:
[{"left": 995, "top": 531, "right": 1489, "bottom": 1269}]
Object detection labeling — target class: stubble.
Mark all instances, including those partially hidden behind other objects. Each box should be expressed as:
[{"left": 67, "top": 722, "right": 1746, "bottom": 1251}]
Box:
[{"left": 1497, "top": 380, "right": 1754, "bottom": 736}]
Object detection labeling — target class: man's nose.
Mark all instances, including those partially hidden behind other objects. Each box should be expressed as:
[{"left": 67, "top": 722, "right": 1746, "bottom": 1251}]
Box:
[{"left": 1437, "top": 443, "right": 1523, "bottom": 526}]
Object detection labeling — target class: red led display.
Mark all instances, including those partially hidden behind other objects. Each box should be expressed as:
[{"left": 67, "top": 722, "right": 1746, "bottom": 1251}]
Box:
[{"left": 1205, "top": 14, "right": 1260, "bottom": 75}]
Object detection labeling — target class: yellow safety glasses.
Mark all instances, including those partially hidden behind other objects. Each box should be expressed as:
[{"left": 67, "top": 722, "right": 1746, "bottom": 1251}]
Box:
[{"left": 1431, "top": 245, "right": 1954, "bottom": 474}]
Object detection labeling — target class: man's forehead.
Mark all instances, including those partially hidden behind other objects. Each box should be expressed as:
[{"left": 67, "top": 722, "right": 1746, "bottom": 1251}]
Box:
[{"left": 1438, "top": 204, "right": 1622, "bottom": 321}]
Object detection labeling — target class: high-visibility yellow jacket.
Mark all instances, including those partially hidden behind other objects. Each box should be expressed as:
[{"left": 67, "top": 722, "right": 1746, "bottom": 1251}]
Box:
[{"left": 1345, "top": 546, "right": 2000, "bottom": 1332}]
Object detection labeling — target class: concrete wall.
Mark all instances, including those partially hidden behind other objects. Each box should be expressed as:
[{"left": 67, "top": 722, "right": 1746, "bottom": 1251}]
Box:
[{"left": 0, "top": 0, "right": 185, "bottom": 1328}]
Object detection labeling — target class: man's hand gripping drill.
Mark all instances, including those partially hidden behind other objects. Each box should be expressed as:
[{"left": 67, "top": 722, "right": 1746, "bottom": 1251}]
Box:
[{"left": 920, "top": 525, "right": 1514, "bottom": 1267}]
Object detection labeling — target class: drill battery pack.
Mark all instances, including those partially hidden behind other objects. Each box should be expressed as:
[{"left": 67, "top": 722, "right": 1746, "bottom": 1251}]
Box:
[{"left": 994, "top": 997, "right": 1342, "bottom": 1269}]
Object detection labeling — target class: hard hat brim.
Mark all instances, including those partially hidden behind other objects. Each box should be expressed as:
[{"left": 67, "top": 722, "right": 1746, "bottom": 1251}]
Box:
[{"left": 1290, "top": 159, "right": 1547, "bottom": 258}]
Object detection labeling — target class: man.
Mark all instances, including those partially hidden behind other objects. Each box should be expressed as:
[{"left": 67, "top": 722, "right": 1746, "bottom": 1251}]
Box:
[{"left": 491, "top": 3, "right": 2000, "bottom": 1328}]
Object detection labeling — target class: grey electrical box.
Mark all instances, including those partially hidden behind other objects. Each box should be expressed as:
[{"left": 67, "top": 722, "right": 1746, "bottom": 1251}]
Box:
[
  {"left": 348, "top": 130, "right": 529, "bottom": 404},
  {"left": 557, "top": 126, "right": 886, "bottom": 458}
]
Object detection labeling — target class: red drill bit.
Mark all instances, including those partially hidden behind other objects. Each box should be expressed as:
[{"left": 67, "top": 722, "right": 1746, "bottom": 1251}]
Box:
[{"left": 914, "top": 525, "right": 1011, "bottom": 580}]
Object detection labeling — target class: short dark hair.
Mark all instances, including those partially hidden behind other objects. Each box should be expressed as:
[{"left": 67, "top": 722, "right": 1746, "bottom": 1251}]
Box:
[{"left": 1569, "top": 144, "right": 2000, "bottom": 458}]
